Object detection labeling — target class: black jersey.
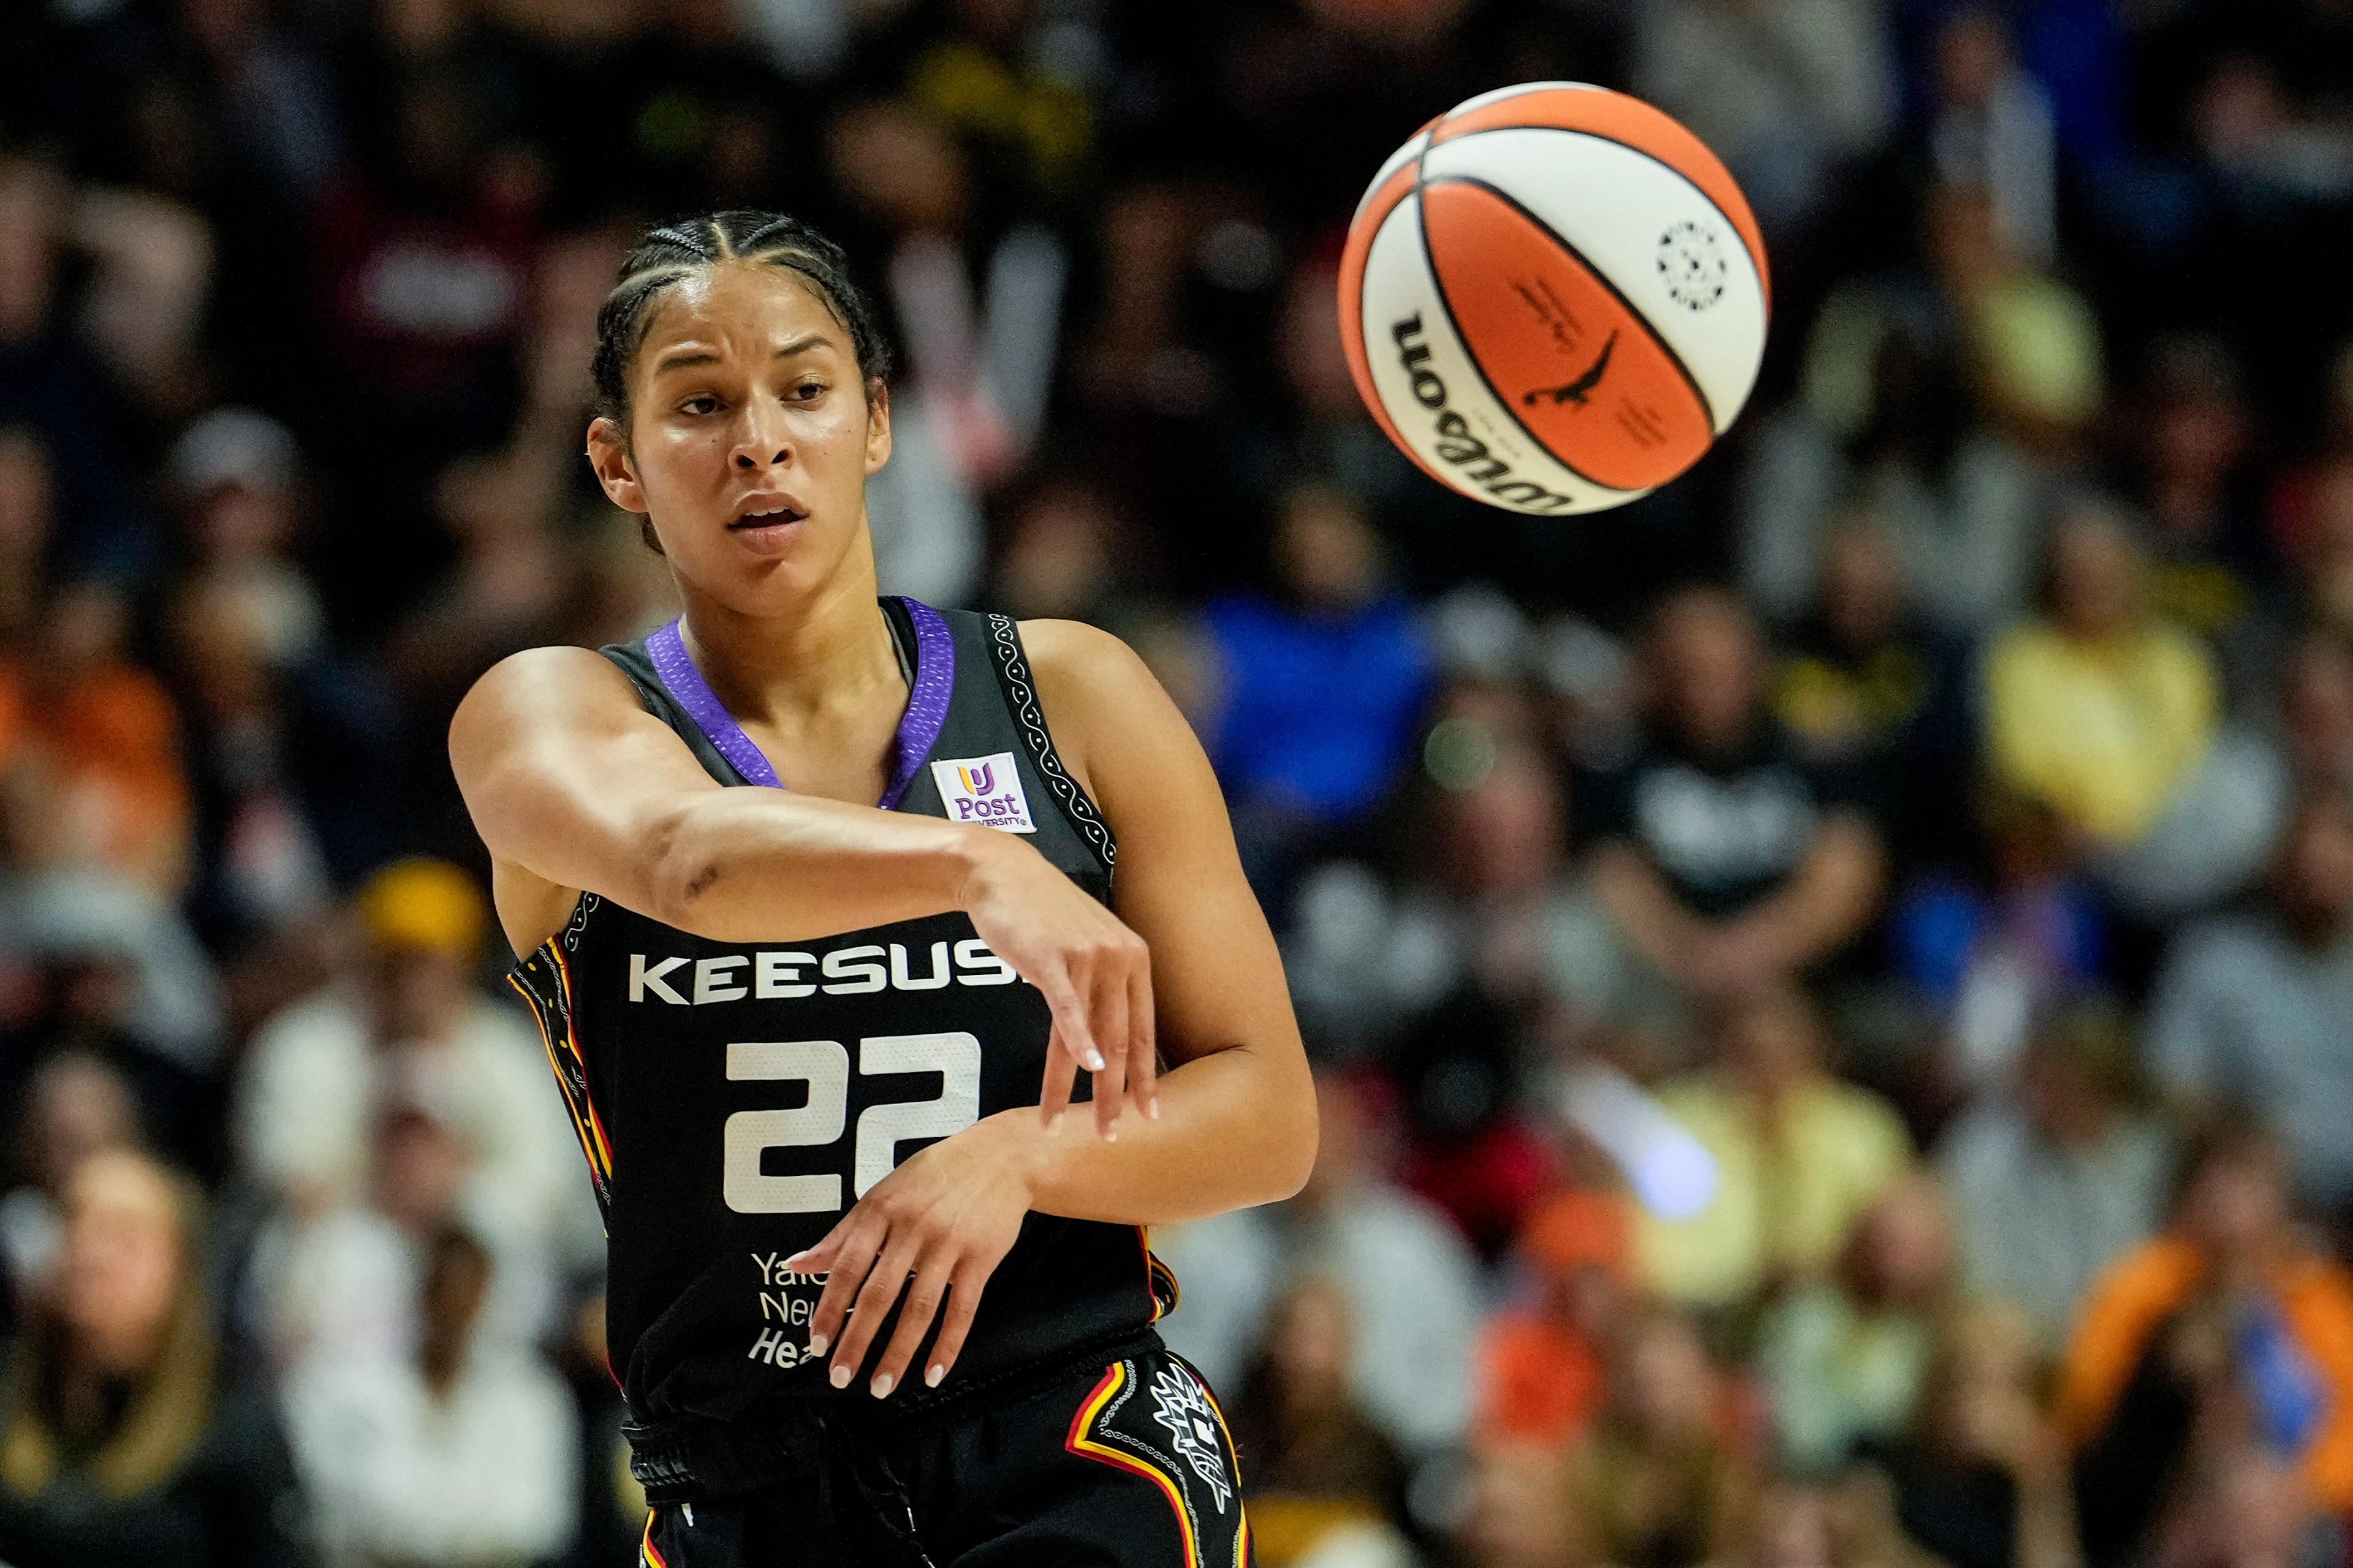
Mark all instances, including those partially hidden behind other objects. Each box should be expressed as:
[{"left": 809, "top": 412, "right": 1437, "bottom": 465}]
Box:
[{"left": 509, "top": 598, "right": 1173, "bottom": 1447}]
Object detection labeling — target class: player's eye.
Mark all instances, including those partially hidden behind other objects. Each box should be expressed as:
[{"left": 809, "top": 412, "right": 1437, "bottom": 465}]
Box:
[
  {"left": 788, "top": 380, "right": 827, "bottom": 403},
  {"left": 678, "top": 395, "right": 721, "bottom": 416}
]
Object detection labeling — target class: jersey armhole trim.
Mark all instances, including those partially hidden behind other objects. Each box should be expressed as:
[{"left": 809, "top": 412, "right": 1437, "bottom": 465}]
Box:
[
  {"left": 597, "top": 646, "right": 670, "bottom": 721},
  {"left": 511, "top": 917, "right": 615, "bottom": 1224},
  {"left": 983, "top": 613, "right": 1118, "bottom": 882}
]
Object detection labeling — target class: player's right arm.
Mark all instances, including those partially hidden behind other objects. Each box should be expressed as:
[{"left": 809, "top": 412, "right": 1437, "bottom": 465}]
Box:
[{"left": 449, "top": 646, "right": 1150, "bottom": 1107}]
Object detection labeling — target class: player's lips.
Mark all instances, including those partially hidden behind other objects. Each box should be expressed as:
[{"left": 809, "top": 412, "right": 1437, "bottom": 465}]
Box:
[
  {"left": 727, "top": 492, "right": 809, "bottom": 555},
  {"left": 729, "top": 492, "right": 808, "bottom": 529}
]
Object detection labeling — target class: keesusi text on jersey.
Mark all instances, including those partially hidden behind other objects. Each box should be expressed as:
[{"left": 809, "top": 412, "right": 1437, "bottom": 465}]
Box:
[{"left": 627, "top": 937, "right": 1021, "bottom": 1005}]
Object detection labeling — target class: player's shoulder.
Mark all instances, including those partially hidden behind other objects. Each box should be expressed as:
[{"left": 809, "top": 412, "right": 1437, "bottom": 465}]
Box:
[
  {"left": 1013, "top": 618, "right": 1151, "bottom": 681},
  {"left": 460, "top": 643, "right": 638, "bottom": 719},
  {"left": 450, "top": 643, "right": 646, "bottom": 762},
  {"left": 1014, "top": 618, "right": 1168, "bottom": 716},
  {"left": 475, "top": 641, "right": 634, "bottom": 693}
]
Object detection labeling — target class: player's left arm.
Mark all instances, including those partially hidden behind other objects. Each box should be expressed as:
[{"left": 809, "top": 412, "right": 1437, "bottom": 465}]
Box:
[
  {"left": 792, "top": 620, "right": 1317, "bottom": 1398},
  {"left": 1007, "top": 616, "right": 1319, "bottom": 1212}
]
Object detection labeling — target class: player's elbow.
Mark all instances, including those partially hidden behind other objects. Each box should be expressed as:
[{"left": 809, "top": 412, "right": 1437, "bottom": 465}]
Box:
[
  {"left": 1265, "top": 1138, "right": 1316, "bottom": 1205},
  {"left": 644, "top": 801, "right": 726, "bottom": 931},
  {"left": 1257, "top": 1072, "right": 1320, "bottom": 1203}
]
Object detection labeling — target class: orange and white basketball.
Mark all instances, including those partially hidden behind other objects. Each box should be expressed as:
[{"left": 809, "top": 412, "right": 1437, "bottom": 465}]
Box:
[{"left": 1339, "top": 82, "right": 1770, "bottom": 515}]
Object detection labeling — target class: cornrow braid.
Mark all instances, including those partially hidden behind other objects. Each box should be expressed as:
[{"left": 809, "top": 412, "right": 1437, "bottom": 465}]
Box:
[{"left": 588, "top": 211, "right": 893, "bottom": 431}]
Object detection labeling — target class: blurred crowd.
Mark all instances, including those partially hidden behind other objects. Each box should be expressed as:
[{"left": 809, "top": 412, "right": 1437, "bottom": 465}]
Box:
[{"left": 6, "top": 0, "right": 2353, "bottom": 1564}]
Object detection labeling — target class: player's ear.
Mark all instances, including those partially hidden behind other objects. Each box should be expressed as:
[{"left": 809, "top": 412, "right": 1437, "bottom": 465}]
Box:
[
  {"left": 588, "top": 416, "right": 648, "bottom": 513},
  {"left": 863, "top": 381, "right": 893, "bottom": 476}
]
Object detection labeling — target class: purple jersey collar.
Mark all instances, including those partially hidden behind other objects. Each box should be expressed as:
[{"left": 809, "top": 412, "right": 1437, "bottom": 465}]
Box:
[{"left": 644, "top": 597, "right": 954, "bottom": 811}]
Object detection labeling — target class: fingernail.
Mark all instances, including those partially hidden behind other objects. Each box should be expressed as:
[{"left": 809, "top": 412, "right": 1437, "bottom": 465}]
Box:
[
  {"left": 1103, "top": 1124, "right": 1119, "bottom": 1143},
  {"left": 870, "top": 1373, "right": 893, "bottom": 1398},
  {"left": 830, "top": 1363, "right": 852, "bottom": 1389},
  {"left": 1083, "top": 1048, "right": 1106, "bottom": 1072},
  {"left": 926, "top": 1364, "right": 945, "bottom": 1387},
  {"left": 1146, "top": 1098, "right": 1161, "bottom": 1120},
  {"left": 808, "top": 1333, "right": 828, "bottom": 1357},
  {"left": 782, "top": 1252, "right": 808, "bottom": 1270}
]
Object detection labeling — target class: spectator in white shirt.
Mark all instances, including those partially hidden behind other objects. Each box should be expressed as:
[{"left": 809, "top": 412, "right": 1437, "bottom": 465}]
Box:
[
  {"left": 284, "top": 1224, "right": 578, "bottom": 1568},
  {"left": 2147, "top": 795, "right": 2353, "bottom": 1211},
  {"left": 243, "top": 1095, "right": 558, "bottom": 1371},
  {"left": 235, "top": 858, "right": 597, "bottom": 1265},
  {"left": 1632, "top": 0, "right": 1896, "bottom": 232},
  {"left": 1938, "top": 998, "right": 2173, "bottom": 1352}
]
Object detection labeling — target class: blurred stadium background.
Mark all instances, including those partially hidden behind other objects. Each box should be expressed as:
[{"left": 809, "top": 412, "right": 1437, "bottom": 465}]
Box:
[{"left": 6, "top": 0, "right": 2353, "bottom": 1564}]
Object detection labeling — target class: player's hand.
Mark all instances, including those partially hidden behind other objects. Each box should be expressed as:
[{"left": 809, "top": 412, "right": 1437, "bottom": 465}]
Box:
[
  {"left": 786, "top": 1113, "right": 1034, "bottom": 1397},
  {"left": 956, "top": 827, "right": 1157, "bottom": 1138}
]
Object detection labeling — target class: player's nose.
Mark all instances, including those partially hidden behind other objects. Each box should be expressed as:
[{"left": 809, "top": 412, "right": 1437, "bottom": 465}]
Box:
[{"left": 730, "top": 403, "right": 792, "bottom": 471}]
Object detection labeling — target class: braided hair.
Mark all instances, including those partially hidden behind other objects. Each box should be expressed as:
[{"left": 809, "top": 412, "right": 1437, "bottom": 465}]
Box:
[{"left": 589, "top": 211, "right": 893, "bottom": 432}]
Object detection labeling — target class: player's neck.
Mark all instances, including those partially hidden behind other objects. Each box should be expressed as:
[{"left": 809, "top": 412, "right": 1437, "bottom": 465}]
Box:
[{"left": 675, "top": 556, "right": 901, "bottom": 727}]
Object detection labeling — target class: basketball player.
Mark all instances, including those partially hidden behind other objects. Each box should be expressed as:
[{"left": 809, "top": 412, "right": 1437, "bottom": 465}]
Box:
[{"left": 449, "top": 212, "right": 1313, "bottom": 1566}]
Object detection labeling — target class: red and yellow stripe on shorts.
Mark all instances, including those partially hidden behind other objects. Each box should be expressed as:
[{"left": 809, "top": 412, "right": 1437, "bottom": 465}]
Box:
[{"left": 1064, "top": 1358, "right": 1251, "bottom": 1568}]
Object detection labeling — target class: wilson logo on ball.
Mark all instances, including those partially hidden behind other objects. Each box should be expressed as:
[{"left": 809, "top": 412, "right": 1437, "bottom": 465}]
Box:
[{"left": 1393, "top": 314, "right": 1577, "bottom": 513}]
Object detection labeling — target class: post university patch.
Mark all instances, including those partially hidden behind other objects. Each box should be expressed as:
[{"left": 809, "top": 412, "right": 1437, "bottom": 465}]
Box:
[
  {"left": 1064, "top": 1355, "right": 1251, "bottom": 1568},
  {"left": 929, "top": 752, "right": 1036, "bottom": 833}
]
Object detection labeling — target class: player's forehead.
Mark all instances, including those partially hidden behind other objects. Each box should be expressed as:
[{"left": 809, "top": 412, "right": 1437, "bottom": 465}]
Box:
[{"left": 636, "top": 259, "right": 846, "bottom": 379}]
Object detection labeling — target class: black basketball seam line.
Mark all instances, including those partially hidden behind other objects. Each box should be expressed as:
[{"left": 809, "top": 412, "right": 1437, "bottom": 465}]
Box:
[
  {"left": 1354, "top": 130, "right": 1430, "bottom": 227},
  {"left": 1400, "top": 187, "right": 1626, "bottom": 500},
  {"left": 1423, "top": 170, "right": 1720, "bottom": 434},
  {"left": 1433, "top": 112, "right": 1767, "bottom": 288},
  {"left": 1428, "top": 119, "right": 1769, "bottom": 312}
]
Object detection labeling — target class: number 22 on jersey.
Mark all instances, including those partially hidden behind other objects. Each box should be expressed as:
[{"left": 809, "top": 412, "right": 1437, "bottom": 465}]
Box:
[{"left": 722, "top": 1031, "right": 982, "bottom": 1214}]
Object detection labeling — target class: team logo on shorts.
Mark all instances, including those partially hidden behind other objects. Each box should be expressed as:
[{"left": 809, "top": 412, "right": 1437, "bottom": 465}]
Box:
[
  {"left": 930, "top": 752, "right": 1036, "bottom": 834},
  {"left": 1149, "top": 1365, "right": 1232, "bottom": 1515}
]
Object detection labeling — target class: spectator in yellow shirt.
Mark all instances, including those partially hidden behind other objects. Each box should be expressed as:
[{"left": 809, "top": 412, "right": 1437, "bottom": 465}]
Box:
[
  {"left": 1637, "top": 985, "right": 1913, "bottom": 1309},
  {"left": 1984, "top": 501, "right": 2217, "bottom": 847}
]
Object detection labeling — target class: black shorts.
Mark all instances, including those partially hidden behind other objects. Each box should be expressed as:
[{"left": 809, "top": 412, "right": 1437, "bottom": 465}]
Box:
[{"left": 638, "top": 1346, "right": 1252, "bottom": 1568}]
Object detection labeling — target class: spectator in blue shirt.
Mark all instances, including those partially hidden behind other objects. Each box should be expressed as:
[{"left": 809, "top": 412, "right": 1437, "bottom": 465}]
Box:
[{"left": 1204, "top": 480, "right": 1435, "bottom": 895}]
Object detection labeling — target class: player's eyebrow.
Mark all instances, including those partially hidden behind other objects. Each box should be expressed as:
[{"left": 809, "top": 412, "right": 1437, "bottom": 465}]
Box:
[{"left": 650, "top": 334, "right": 833, "bottom": 376}]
